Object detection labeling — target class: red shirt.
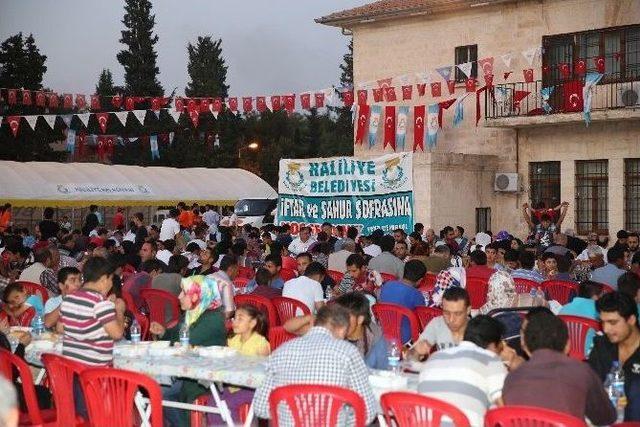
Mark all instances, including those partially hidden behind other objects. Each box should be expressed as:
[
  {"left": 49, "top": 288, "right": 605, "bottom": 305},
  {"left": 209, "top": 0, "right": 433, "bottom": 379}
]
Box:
[
  {"left": 113, "top": 212, "right": 125, "bottom": 229},
  {"left": 0, "top": 306, "right": 36, "bottom": 327},
  {"left": 465, "top": 265, "right": 495, "bottom": 281}
]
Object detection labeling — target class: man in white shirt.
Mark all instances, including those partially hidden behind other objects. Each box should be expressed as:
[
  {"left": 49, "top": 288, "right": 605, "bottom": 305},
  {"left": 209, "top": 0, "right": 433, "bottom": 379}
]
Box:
[
  {"left": 328, "top": 240, "right": 355, "bottom": 272},
  {"left": 201, "top": 205, "right": 220, "bottom": 239},
  {"left": 156, "top": 239, "right": 175, "bottom": 265},
  {"left": 282, "top": 261, "right": 326, "bottom": 314},
  {"left": 159, "top": 208, "right": 181, "bottom": 242},
  {"left": 287, "top": 226, "right": 316, "bottom": 256}
]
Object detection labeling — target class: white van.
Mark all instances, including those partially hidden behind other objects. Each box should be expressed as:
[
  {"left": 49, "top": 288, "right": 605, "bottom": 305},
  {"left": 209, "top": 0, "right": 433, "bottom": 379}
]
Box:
[{"left": 220, "top": 198, "right": 277, "bottom": 228}]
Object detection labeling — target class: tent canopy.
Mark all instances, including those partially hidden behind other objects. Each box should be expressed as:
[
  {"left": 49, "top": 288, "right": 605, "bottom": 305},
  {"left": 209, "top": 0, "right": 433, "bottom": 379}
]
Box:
[{"left": 0, "top": 161, "right": 277, "bottom": 207}]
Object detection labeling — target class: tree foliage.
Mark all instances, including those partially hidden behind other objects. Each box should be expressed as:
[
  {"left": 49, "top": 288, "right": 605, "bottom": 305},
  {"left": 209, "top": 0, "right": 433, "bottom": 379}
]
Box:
[
  {"left": 95, "top": 69, "right": 116, "bottom": 97},
  {"left": 0, "top": 32, "right": 47, "bottom": 90},
  {"left": 185, "top": 36, "right": 229, "bottom": 98}
]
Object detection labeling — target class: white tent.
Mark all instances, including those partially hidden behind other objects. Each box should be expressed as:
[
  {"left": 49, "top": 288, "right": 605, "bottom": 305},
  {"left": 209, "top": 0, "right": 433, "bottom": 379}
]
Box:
[{"left": 0, "top": 161, "right": 277, "bottom": 207}]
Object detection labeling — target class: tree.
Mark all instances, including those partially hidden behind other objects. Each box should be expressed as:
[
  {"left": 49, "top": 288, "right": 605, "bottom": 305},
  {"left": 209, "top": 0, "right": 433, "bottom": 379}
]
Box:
[
  {"left": 0, "top": 32, "right": 47, "bottom": 90},
  {"left": 116, "top": 0, "right": 163, "bottom": 96},
  {"left": 95, "top": 69, "right": 116, "bottom": 96},
  {"left": 333, "top": 38, "right": 354, "bottom": 145},
  {"left": 185, "top": 36, "right": 229, "bottom": 98}
]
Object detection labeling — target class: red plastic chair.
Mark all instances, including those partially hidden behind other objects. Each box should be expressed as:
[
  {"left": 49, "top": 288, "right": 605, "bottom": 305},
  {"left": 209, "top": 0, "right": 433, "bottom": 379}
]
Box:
[
  {"left": 122, "top": 290, "right": 149, "bottom": 340},
  {"left": 465, "top": 277, "right": 489, "bottom": 309},
  {"left": 233, "top": 276, "right": 251, "bottom": 291},
  {"left": 372, "top": 302, "right": 420, "bottom": 344},
  {"left": 513, "top": 278, "right": 538, "bottom": 294},
  {"left": 191, "top": 394, "right": 208, "bottom": 427},
  {"left": 380, "top": 391, "right": 471, "bottom": 427},
  {"left": 41, "top": 353, "right": 89, "bottom": 427},
  {"left": 269, "top": 326, "right": 297, "bottom": 351},
  {"left": 235, "top": 294, "right": 279, "bottom": 327},
  {"left": 79, "top": 367, "right": 163, "bottom": 427},
  {"left": 0, "top": 348, "right": 56, "bottom": 426},
  {"left": 558, "top": 315, "right": 602, "bottom": 361},
  {"left": 484, "top": 406, "right": 587, "bottom": 427},
  {"left": 273, "top": 296, "right": 311, "bottom": 323},
  {"left": 17, "top": 280, "right": 49, "bottom": 303},
  {"left": 415, "top": 306, "right": 443, "bottom": 330},
  {"left": 139, "top": 288, "right": 181, "bottom": 329},
  {"left": 237, "top": 265, "right": 255, "bottom": 279},
  {"left": 282, "top": 256, "right": 298, "bottom": 270},
  {"left": 380, "top": 272, "right": 397, "bottom": 283},
  {"left": 327, "top": 270, "right": 345, "bottom": 284},
  {"left": 280, "top": 267, "right": 297, "bottom": 282},
  {"left": 269, "top": 384, "right": 367, "bottom": 427},
  {"left": 542, "top": 280, "right": 578, "bottom": 305}
]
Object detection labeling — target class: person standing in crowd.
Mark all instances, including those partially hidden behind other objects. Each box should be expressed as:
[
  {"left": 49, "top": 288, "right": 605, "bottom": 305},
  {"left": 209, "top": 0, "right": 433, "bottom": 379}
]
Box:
[
  {"left": 369, "top": 235, "right": 405, "bottom": 279},
  {"left": 202, "top": 205, "right": 220, "bottom": 241},
  {"left": 38, "top": 207, "right": 60, "bottom": 242},
  {"left": 131, "top": 212, "right": 148, "bottom": 250},
  {"left": 0, "top": 203, "right": 12, "bottom": 234},
  {"left": 628, "top": 232, "right": 639, "bottom": 261},
  {"left": 112, "top": 207, "right": 125, "bottom": 231},
  {"left": 82, "top": 205, "right": 100, "bottom": 236},
  {"left": 159, "top": 208, "right": 181, "bottom": 242}
]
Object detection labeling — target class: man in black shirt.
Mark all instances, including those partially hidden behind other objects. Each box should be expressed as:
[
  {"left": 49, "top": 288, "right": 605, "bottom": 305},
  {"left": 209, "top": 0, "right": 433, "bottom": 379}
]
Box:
[
  {"left": 132, "top": 212, "right": 148, "bottom": 250},
  {"left": 588, "top": 292, "right": 640, "bottom": 421},
  {"left": 38, "top": 207, "right": 60, "bottom": 241}
]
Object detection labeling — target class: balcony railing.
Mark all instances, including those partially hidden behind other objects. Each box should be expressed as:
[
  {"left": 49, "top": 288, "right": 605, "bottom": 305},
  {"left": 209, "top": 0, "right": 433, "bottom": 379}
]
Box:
[{"left": 484, "top": 73, "right": 640, "bottom": 120}]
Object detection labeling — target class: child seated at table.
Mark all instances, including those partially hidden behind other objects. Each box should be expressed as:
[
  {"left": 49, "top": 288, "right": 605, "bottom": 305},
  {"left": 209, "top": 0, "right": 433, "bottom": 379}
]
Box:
[{"left": 0, "top": 282, "right": 36, "bottom": 327}]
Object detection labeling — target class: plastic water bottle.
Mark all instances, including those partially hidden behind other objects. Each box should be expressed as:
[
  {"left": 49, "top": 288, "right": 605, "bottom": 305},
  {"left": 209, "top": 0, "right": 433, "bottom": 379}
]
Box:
[
  {"left": 179, "top": 324, "right": 190, "bottom": 348},
  {"left": 604, "top": 361, "right": 627, "bottom": 422},
  {"left": 130, "top": 319, "right": 141, "bottom": 344},
  {"left": 387, "top": 340, "right": 401, "bottom": 375},
  {"left": 32, "top": 314, "right": 45, "bottom": 337}
]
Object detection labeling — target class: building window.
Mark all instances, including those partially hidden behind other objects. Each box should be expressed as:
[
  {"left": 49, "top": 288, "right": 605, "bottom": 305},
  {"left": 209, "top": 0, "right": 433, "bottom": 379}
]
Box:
[
  {"left": 454, "top": 45, "right": 477, "bottom": 82},
  {"left": 542, "top": 24, "right": 640, "bottom": 85},
  {"left": 529, "top": 162, "right": 561, "bottom": 212},
  {"left": 625, "top": 158, "right": 640, "bottom": 231},
  {"left": 575, "top": 160, "right": 608, "bottom": 235},
  {"left": 475, "top": 207, "right": 491, "bottom": 234}
]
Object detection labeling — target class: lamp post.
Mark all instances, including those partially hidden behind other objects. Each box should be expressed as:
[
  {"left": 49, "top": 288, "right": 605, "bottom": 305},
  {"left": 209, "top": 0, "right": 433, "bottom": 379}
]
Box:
[{"left": 238, "top": 141, "right": 259, "bottom": 159}]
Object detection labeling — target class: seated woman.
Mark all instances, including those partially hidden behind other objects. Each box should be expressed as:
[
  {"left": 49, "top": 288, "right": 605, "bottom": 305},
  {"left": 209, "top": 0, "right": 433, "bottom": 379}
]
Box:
[
  {"left": 284, "top": 291, "right": 390, "bottom": 370},
  {"left": 0, "top": 283, "right": 36, "bottom": 327},
  {"left": 149, "top": 275, "right": 226, "bottom": 427}
]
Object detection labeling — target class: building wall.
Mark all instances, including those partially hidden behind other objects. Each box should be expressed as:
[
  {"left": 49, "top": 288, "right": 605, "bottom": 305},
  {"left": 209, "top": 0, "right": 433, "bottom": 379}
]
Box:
[{"left": 349, "top": 0, "right": 640, "bottom": 238}]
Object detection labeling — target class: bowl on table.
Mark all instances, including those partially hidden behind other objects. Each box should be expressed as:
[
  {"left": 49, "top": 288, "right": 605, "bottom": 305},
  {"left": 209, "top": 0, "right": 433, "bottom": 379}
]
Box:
[{"left": 196, "top": 346, "right": 238, "bottom": 359}]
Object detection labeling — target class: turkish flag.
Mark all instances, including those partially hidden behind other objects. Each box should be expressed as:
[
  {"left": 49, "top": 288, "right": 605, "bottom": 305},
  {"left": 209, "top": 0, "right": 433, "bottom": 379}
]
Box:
[
  {"left": 512, "top": 90, "right": 531, "bottom": 111},
  {"left": 562, "top": 80, "right": 584, "bottom": 112},
  {"left": 76, "top": 94, "right": 86, "bottom": 109},
  {"left": 314, "top": 93, "right": 325, "bottom": 108},
  {"left": 22, "top": 90, "right": 32, "bottom": 106},
  {"left": 594, "top": 56, "right": 605, "bottom": 73},
  {"left": 478, "top": 57, "right": 494, "bottom": 77},
  {"left": 199, "top": 98, "right": 209, "bottom": 113},
  {"left": 7, "top": 89, "right": 17, "bottom": 105},
  {"left": 300, "top": 93, "right": 311, "bottom": 110},
  {"left": 175, "top": 97, "right": 184, "bottom": 111},
  {"left": 35, "top": 91, "right": 46, "bottom": 107},
  {"left": 96, "top": 112, "right": 109, "bottom": 133},
  {"left": 212, "top": 98, "right": 223, "bottom": 113},
  {"left": 384, "top": 87, "right": 397, "bottom": 102},
  {"left": 187, "top": 99, "right": 197, "bottom": 112},
  {"left": 91, "top": 95, "right": 101, "bottom": 110},
  {"left": 559, "top": 63, "right": 571, "bottom": 78},
  {"left": 242, "top": 97, "right": 253, "bottom": 112},
  {"left": 575, "top": 59, "right": 586, "bottom": 76},
  {"left": 413, "top": 105, "right": 425, "bottom": 151},
  {"left": 377, "top": 78, "right": 392, "bottom": 89},
  {"left": 354, "top": 104, "right": 370, "bottom": 145},
  {"left": 256, "top": 96, "right": 266, "bottom": 112},
  {"left": 342, "top": 91, "right": 354, "bottom": 107},
  {"left": 372, "top": 88, "right": 383, "bottom": 103},
  {"left": 7, "top": 116, "right": 21, "bottom": 137},
  {"left": 106, "top": 136, "right": 115, "bottom": 157},
  {"left": 465, "top": 78, "right": 477, "bottom": 93},
  {"left": 228, "top": 97, "right": 238, "bottom": 112},
  {"left": 402, "top": 85, "right": 413, "bottom": 100},
  {"left": 430, "top": 82, "right": 441, "bottom": 97},
  {"left": 357, "top": 90, "right": 368, "bottom": 105},
  {"left": 483, "top": 74, "right": 494, "bottom": 87},
  {"left": 271, "top": 96, "right": 281, "bottom": 111},
  {"left": 383, "top": 105, "right": 396, "bottom": 150},
  {"left": 125, "top": 97, "right": 135, "bottom": 111},
  {"left": 438, "top": 99, "right": 456, "bottom": 128},
  {"left": 151, "top": 97, "right": 162, "bottom": 111},
  {"left": 189, "top": 109, "right": 200, "bottom": 127},
  {"left": 112, "top": 95, "right": 122, "bottom": 109},
  {"left": 48, "top": 94, "right": 59, "bottom": 109},
  {"left": 523, "top": 69, "right": 534, "bottom": 83},
  {"left": 446, "top": 80, "right": 456, "bottom": 95},
  {"left": 97, "top": 137, "right": 106, "bottom": 161},
  {"left": 417, "top": 83, "right": 427, "bottom": 97},
  {"left": 63, "top": 94, "right": 73, "bottom": 109},
  {"left": 284, "top": 95, "right": 296, "bottom": 112}
]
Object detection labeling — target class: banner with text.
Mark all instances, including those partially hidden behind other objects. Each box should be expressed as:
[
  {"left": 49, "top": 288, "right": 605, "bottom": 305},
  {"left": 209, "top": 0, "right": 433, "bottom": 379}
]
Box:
[{"left": 277, "top": 153, "right": 414, "bottom": 235}]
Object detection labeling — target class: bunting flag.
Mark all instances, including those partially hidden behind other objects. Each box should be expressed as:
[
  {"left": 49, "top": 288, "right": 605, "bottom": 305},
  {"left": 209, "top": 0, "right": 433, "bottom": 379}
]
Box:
[
  {"left": 175, "top": 97, "right": 185, "bottom": 111},
  {"left": 355, "top": 104, "right": 370, "bottom": 145},
  {"left": 478, "top": 57, "right": 494, "bottom": 77},
  {"left": 426, "top": 104, "right": 439, "bottom": 149},
  {"left": 270, "top": 95, "right": 281, "bottom": 111},
  {"left": 523, "top": 69, "right": 534, "bottom": 83},
  {"left": 132, "top": 110, "right": 147, "bottom": 125},
  {"left": 314, "top": 93, "right": 325, "bottom": 108},
  {"left": 300, "top": 93, "right": 311, "bottom": 110},
  {"left": 465, "top": 78, "right": 477, "bottom": 93},
  {"left": 522, "top": 46, "right": 540, "bottom": 66},
  {"left": 456, "top": 62, "right": 473, "bottom": 79},
  {"left": 503, "top": 71, "right": 512, "bottom": 80},
  {"left": 91, "top": 95, "right": 101, "bottom": 110},
  {"left": 199, "top": 98, "right": 210, "bottom": 113},
  {"left": 415, "top": 72, "right": 430, "bottom": 84},
  {"left": 256, "top": 96, "right": 266, "bottom": 113},
  {"left": 377, "top": 78, "right": 392, "bottom": 89},
  {"left": 446, "top": 80, "right": 456, "bottom": 95},
  {"left": 541, "top": 87, "right": 554, "bottom": 113},
  {"left": 417, "top": 83, "right": 427, "bottom": 96},
  {"left": 227, "top": 97, "right": 238, "bottom": 114},
  {"left": 500, "top": 52, "right": 513, "bottom": 69},
  {"left": 575, "top": 59, "right": 587, "bottom": 76},
  {"left": 77, "top": 113, "right": 90, "bottom": 128},
  {"left": 594, "top": 56, "right": 605, "bottom": 73},
  {"left": 188, "top": 109, "right": 200, "bottom": 127},
  {"left": 413, "top": 105, "right": 425, "bottom": 152},
  {"left": 383, "top": 106, "right": 396, "bottom": 150},
  {"left": 114, "top": 111, "right": 129, "bottom": 126},
  {"left": 323, "top": 88, "right": 336, "bottom": 106},
  {"left": 395, "top": 106, "right": 409, "bottom": 151},
  {"left": 513, "top": 90, "right": 531, "bottom": 111},
  {"left": 583, "top": 72, "right": 604, "bottom": 126},
  {"left": 357, "top": 90, "right": 368, "bottom": 105},
  {"left": 559, "top": 63, "right": 571, "bottom": 78},
  {"left": 96, "top": 112, "right": 109, "bottom": 133},
  {"left": 430, "top": 82, "right": 442, "bottom": 97},
  {"left": 7, "top": 116, "right": 19, "bottom": 136},
  {"left": 368, "top": 105, "right": 382, "bottom": 148},
  {"left": 63, "top": 94, "right": 73, "bottom": 109},
  {"left": 242, "top": 97, "right": 253, "bottom": 112},
  {"left": 401, "top": 85, "right": 413, "bottom": 100},
  {"left": 22, "top": 90, "right": 32, "bottom": 106},
  {"left": 150, "top": 134, "right": 159, "bottom": 159},
  {"left": 76, "top": 94, "right": 86, "bottom": 109},
  {"left": 61, "top": 115, "right": 73, "bottom": 127},
  {"left": 372, "top": 88, "right": 383, "bottom": 103},
  {"left": 112, "top": 95, "right": 122, "bottom": 109},
  {"left": 437, "top": 98, "right": 456, "bottom": 128},
  {"left": 151, "top": 97, "right": 162, "bottom": 111},
  {"left": 7, "top": 89, "right": 17, "bottom": 105},
  {"left": 453, "top": 94, "right": 469, "bottom": 127},
  {"left": 125, "top": 97, "right": 135, "bottom": 111},
  {"left": 48, "top": 93, "right": 59, "bottom": 109},
  {"left": 24, "top": 115, "right": 38, "bottom": 130},
  {"left": 384, "top": 87, "right": 397, "bottom": 102},
  {"left": 42, "top": 114, "right": 57, "bottom": 129},
  {"left": 341, "top": 91, "right": 353, "bottom": 107},
  {"left": 436, "top": 66, "right": 453, "bottom": 82},
  {"left": 66, "top": 129, "right": 76, "bottom": 153}
]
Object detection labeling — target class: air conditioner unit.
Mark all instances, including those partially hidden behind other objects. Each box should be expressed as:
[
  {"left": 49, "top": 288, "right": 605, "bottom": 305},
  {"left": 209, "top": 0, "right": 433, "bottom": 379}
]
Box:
[
  {"left": 494, "top": 173, "right": 519, "bottom": 192},
  {"left": 618, "top": 84, "right": 640, "bottom": 107}
]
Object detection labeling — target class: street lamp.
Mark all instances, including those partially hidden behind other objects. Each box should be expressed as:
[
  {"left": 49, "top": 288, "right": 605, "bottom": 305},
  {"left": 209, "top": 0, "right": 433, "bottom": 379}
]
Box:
[{"left": 238, "top": 140, "right": 260, "bottom": 159}]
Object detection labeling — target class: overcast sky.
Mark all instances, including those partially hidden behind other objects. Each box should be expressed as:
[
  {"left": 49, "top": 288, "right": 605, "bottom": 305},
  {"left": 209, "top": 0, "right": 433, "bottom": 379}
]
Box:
[{"left": 0, "top": 0, "right": 369, "bottom": 96}]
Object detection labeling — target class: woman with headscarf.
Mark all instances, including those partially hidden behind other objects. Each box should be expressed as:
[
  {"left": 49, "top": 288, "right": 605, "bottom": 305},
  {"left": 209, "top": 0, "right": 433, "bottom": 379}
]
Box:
[
  {"left": 479, "top": 270, "right": 546, "bottom": 315},
  {"left": 150, "top": 275, "right": 226, "bottom": 427}
]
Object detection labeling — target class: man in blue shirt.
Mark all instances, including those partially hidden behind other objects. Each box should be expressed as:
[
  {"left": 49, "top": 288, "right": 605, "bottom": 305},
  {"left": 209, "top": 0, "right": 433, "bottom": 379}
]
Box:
[
  {"left": 379, "top": 259, "right": 426, "bottom": 344},
  {"left": 591, "top": 246, "right": 627, "bottom": 289},
  {"left": 246, "top": 254, "right": 284, "bottom": 291}
]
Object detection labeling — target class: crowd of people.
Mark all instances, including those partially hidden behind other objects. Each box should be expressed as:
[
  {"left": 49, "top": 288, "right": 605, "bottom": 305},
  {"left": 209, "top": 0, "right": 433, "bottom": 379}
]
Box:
[{"left": 0, "top": 199, "right": 639, "bottom": 425}]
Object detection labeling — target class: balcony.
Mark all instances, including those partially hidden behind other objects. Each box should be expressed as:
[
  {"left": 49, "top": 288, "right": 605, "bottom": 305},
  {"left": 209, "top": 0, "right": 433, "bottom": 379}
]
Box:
[{"left": 484, "top": 75, "right": 640, "bottom": 128}]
